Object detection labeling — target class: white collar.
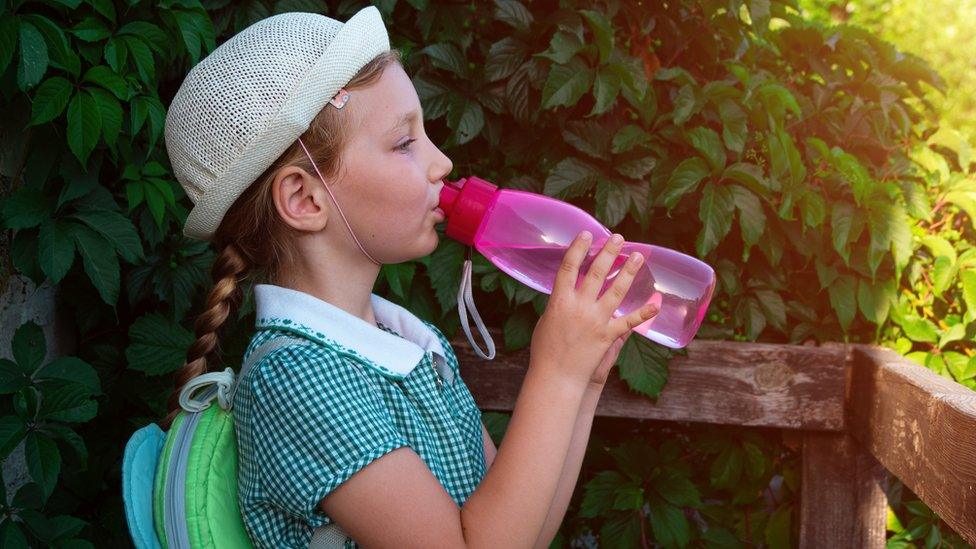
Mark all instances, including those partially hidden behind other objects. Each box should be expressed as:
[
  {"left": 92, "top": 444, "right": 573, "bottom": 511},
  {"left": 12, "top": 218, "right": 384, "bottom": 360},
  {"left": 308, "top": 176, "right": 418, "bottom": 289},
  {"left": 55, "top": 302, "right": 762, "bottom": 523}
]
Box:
[{"left": 253, "top": 283, "right": 453, "bottom": 383}]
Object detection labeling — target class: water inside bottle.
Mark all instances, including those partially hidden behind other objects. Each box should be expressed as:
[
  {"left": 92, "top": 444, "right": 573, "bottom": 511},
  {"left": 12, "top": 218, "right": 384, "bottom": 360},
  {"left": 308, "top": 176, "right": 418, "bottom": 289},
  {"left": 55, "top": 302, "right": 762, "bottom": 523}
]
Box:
[{"left": 478, "top": 241, "right": 712, "bottom": 348}]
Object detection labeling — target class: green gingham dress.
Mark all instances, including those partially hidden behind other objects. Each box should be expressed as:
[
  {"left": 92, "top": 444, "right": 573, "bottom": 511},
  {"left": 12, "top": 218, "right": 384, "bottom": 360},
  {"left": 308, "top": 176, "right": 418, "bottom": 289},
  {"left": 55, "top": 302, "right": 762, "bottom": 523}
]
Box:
[{"left": 232, "top": 283, "right": 488, "bottom": 548}]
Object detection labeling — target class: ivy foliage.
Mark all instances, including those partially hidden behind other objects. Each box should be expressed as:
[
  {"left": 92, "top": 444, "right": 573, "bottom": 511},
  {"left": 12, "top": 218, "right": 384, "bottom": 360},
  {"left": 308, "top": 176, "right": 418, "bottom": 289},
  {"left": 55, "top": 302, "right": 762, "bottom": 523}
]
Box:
[{"left": 1, "top": 0, "right": 974, "bottom": 545}]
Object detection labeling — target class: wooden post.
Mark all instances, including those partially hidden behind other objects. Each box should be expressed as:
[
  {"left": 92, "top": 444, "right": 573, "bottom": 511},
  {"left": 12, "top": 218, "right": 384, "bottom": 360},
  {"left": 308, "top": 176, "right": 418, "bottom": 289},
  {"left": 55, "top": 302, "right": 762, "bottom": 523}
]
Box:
[{"left": 799, "top": 432, "right": 888, "bottom": 548}]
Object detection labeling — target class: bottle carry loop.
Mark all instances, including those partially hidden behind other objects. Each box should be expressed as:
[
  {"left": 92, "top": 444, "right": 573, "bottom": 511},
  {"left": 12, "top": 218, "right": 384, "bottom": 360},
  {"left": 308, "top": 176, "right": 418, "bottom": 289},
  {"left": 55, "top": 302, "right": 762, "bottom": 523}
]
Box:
[{"left": 457, "top": 246, "right": 496, "bottom": 360}]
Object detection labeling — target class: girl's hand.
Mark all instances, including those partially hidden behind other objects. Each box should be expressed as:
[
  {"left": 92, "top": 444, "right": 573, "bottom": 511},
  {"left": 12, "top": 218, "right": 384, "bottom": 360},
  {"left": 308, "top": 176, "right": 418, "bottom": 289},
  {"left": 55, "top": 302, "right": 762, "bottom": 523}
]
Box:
[
  {"left": 590, "top": 332, "right": 632, "bottom": 387},
  {"left": 530, "top": 230, "right": 659, "bottom": 390}
]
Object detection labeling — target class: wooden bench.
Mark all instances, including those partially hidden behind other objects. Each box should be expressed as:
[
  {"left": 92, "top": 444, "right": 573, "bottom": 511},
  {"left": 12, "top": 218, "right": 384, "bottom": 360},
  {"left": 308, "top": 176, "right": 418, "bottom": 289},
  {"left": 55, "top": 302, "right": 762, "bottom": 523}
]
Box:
[{"left": 451, "top": 331, "right": 976, "bottom": 547}]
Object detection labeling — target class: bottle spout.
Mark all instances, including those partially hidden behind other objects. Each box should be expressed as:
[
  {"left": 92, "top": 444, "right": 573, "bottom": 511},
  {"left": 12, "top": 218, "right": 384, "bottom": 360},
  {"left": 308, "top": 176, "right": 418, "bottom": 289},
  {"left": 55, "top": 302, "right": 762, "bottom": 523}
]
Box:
[
  {"left": 437, "top": 176, "right": 498, "bottom": 246},
  {"left": 439, "top": 178, "right": 466, "bottom": 217}
]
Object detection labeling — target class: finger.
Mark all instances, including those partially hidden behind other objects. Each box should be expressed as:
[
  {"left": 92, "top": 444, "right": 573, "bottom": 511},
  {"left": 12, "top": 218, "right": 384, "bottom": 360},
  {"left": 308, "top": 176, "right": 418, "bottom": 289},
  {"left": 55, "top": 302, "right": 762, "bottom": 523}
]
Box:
[
  {"left": 579, "top": 233, "right": 625, "bottom": 300},
  {"left": 552, "top": 230, "right": 593, "bottom": 296},
  {"left": 598, "top": 250, "right": 644, "bottom": 315},
  {"left": 611, "top": 302, "right": 659, "bottom": 337}
]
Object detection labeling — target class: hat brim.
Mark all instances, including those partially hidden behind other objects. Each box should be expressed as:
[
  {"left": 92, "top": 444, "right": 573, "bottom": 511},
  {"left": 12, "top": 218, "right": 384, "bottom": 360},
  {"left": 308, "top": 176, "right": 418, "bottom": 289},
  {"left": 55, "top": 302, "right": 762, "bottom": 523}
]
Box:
[{"left": 183, "top": 6, "right": 391, "bottom": 241}]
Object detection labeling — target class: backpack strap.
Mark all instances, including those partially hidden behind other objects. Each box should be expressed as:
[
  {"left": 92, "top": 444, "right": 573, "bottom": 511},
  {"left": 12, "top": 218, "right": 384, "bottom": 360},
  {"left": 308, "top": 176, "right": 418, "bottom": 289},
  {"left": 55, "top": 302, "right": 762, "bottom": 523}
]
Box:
[{"left": 179, "top": 335, "right": 310, "bottom": 413}]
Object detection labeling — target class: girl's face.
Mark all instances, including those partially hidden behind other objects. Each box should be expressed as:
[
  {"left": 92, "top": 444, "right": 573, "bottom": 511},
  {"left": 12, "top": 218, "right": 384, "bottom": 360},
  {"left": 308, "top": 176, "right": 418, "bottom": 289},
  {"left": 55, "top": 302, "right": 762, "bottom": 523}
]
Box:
[{"left": 328, "top": 62, "right": 454, "bottom": 264}]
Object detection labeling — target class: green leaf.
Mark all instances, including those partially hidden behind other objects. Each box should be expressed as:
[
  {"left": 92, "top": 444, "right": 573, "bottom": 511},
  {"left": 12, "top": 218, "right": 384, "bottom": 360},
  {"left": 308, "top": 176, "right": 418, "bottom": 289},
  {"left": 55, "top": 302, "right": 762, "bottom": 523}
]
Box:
[
  {"left": 0, "top": 359, "right": 28, "bottom": 394},
  {"left": 88, "top": 0, "right": 117, "bottom": 24},
  {"left": 687, "top": 126, "right": 726, "bottom": 174},
  {"left": 590, "top": 68, "right": 621, "bottom": 116},
  {"left": 25, "top": 434, "right": 60, "bottom": 500},
  {"left": 614, "top": 157, "right": 656, "bottom": 180},
  {"left": 595, "top": 180, "right": 630, "bottom": 227},
  {"left": 69, "top": 208, "right": 144, "bottom": 263},
  {"left": 719, "top": 100, "right": 747, "bottom": 154},
  {"left": 612, "top": 125, "right": 652, "bottom": 154},
  {"left": 82, "top": 65, "right": 128, "bottom": 100},
  {"left": 858, "top": 277, "right": 894, "bottom": 325},
  {"left": 960, "top": 270, "right": 976, "bottom": 319},
  {"left": 123, "top": 36, "right": 155, "bottom": 84},
  {"left": 380, "top": 263, "right": 416, "bottom": 300},
  {"left": 601, "top": 511, "right": 642, "bottom": 548},
  {"left": 648, "top": 503, "right": 691, "bottom": 548},
  {"left": 17, "top": 21, "right": 48, "bottom": 91},
  {"left": 561, "top": 119, "right": 610, "bottom": 159},
  {"left": 41, "top": 424, "right": 87, "bottom": 469},
  {"left": 66, "top": 90, "right": 101, "bottom": 164},
  {"left": 1, "top": 185, "right": 52, "bottom": 230},
  {"left": 617, "top": 336, "right": 670, "bottom": 399},
  {"left": 35, "top": 357, "right": 100, "bottom": 394},
  {"left": 831, "top": 202, "right": 855, "bottom": 265},
  {"left": 538, "top": 30, "right": 581, "bottom": 64},
  {"left": 697, "top": 182, "right": 735, "bottom": 257},
  {"left": 28, "top": 77, "right": 72, "bottom": 126},
  {"left": 446, "top": 97, "right": 483, "bottom": 145},
  {"left": 87, "top": 86, "right": 123, "bottom": 148},
  {"left": 833, "top": 148, "right": 872, "bottom": 205},
  {"left": 484, "top": 37, "right": 525, "bottom": 82},
  {"left": 0, "top": 520, "right": 28, "bottom": 548},
  {"left": 544, "top": 157, "right": 601, "bottom": 199},
  {"left": 39, "top": 384, "right": 97, "bottom": 423},
  {"left": 12, "top": 321, "right": 45, "bottom": 372},
  {"left": 71, "top": 17, "right": 111, "bottom": 42},
  {"left": 580, "top": 9, "right": 614, "bottom": 64},
  {"left": 931, "top": 255, "right": 957, "bottom": 299},
  {"left": 126, "top": 313, "right": 194, "bottom": 376},
  {"left": 710, "top": 445, "right": 743, "bottom": 489},
  {"left": 0, "top": 15, "right": 18, "bottom": 74},
  {"left": 38, "top": 219, "right": 75, "bottom": 284},
  {"left": 425, "top": 240, "right": 463, "bottom": 314},
  {"left": 66, "top": 223, "right": 120, "bottom": 305},
  {"left": 828, "top": 274, "right": 857, "bottom": 332},
  {"left": 660, "top": 157, "right": 709, "bottom": 209},
  {"left": 899, "top": 315, "right": 939, "bottom": 343},
  {"left": 494, "top": 0, "right": 534, "bottom": 32},
  {"left": 671, "top": 84, "right": 698, "bottom": 126},
  {"left": 420, "top": 43, "right": 467, "bottom": 76},
  {"left": 22, "top": 14, "right": 79, "bottom": 78},
  {"left": 580, "top": 470, "right": 631, "bottom": 517},
  {"left": 541, "top": 57, "right": 594, "bottom": 110},
  {"left": 0, "top": 416, "right": 28, "bottom": 460},
  {"left": 723, "top": 162, "right": 777, "bottom": 195},
  {"left": 103, "top": 37, "right": 126, "bottom": 73},
  {"left": 729, "top": 185, "right": 765, "bottom": 257},
  {"left": 653, "top": 469, "right": 702, "bottom": 508},
  {"left": 765, "top": 505, "right": 792, "bottom": 549},
  {"left": 503, "top": 307, "right": 534, "bottom": 351}
]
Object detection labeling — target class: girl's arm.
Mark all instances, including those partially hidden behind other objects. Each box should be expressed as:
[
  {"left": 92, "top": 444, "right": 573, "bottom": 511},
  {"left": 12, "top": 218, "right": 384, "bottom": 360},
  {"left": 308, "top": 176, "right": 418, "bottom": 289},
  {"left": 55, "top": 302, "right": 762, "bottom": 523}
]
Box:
[
  {"left": 318, "top": 363, "right": 588, "bottom": 548},
  {"left": 531, "top": 383, "right": 602, "bottom": 549},
  {"left": 479, "top": 385, "right": 601, "bottom": 549}
]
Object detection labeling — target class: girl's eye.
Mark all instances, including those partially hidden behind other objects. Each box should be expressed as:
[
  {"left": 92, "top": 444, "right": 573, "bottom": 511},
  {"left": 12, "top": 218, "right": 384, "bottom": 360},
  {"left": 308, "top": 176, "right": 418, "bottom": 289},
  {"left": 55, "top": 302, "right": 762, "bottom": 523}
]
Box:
[{"left": 395, "top": 138, "right": 417, "bottom": 152}]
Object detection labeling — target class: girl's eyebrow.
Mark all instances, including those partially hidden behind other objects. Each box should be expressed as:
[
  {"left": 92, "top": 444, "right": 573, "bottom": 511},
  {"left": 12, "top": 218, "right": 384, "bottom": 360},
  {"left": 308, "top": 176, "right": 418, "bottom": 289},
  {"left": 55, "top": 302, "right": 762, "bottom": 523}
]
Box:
[{"left": 386, "top": 109, "right": 421, "bottom": 135}]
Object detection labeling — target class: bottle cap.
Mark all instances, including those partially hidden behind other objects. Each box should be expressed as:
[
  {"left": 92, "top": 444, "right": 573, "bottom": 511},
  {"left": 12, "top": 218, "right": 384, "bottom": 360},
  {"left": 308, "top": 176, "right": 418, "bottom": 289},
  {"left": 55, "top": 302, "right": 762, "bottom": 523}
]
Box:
[{"left": 438, "top": 176, "right": 498, "bottom": 246}]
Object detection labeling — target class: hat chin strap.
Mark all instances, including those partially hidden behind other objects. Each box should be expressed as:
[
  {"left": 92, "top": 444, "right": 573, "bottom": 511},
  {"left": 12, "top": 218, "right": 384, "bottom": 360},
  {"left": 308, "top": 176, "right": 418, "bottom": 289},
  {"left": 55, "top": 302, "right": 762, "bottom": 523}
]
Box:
[{"left": 297, "top": 137, "right": 382, "bottom": 266}]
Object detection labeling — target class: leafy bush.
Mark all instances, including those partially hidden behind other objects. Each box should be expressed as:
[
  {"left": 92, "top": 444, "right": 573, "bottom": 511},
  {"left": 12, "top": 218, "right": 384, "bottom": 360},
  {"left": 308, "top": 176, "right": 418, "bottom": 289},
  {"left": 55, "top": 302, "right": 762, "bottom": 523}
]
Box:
[{"left": 1, "top": 0, "right": 973, "bottom": 546}]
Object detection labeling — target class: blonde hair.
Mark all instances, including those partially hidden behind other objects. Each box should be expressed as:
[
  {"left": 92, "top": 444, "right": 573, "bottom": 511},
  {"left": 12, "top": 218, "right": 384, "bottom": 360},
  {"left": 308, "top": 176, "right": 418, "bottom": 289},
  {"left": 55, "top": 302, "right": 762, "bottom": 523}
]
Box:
[{"left": 162, "top": 49, "right": 404, "bottom": 429}]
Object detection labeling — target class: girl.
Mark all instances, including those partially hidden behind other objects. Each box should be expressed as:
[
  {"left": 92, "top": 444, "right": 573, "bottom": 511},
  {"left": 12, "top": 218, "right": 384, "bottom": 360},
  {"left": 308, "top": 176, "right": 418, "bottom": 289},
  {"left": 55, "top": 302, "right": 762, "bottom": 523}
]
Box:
[{"left": 162, "top": 6, "right": 658, "bottom": 548}]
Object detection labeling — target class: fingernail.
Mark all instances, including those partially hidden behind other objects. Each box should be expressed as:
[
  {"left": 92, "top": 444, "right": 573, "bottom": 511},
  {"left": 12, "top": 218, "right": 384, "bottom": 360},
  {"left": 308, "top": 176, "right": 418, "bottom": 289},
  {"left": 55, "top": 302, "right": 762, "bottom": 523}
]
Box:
[
  {"left": 611, "top": 234, "right": 623, "bottom": 244},
  {"left": 580, "top": 231, "right": 592, "bottom": 241},
  {"left": 630, "top": 252, "right": 642, "bottom": 264}
]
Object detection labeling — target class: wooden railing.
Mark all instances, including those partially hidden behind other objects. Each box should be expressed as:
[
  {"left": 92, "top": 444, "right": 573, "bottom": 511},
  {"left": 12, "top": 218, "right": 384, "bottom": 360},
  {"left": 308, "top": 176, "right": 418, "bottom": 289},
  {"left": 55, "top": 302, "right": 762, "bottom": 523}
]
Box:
[{"left": 451, "top": 330, "right": 976, "bottom": 547}]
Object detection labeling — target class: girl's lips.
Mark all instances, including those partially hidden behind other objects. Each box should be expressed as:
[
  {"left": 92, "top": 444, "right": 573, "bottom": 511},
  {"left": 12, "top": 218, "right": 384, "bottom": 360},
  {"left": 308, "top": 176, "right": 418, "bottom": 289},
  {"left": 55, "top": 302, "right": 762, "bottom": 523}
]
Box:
[{"left": 432, "top": 207, "right": 445, "bottom": 221}]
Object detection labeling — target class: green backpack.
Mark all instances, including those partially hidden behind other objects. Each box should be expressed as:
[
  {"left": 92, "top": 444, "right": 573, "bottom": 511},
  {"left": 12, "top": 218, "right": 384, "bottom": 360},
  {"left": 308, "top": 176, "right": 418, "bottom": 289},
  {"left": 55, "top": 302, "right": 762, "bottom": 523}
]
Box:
[{"left": 122, "top": 336, "right": 350, "bottom": 548}]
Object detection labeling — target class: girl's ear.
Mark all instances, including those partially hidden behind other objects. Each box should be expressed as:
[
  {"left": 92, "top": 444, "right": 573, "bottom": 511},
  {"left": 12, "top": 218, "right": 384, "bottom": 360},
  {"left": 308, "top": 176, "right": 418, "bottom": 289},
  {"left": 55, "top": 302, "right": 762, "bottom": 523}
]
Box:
[{"left": 272, "top": 166, "right": 330, "bottom": 233}]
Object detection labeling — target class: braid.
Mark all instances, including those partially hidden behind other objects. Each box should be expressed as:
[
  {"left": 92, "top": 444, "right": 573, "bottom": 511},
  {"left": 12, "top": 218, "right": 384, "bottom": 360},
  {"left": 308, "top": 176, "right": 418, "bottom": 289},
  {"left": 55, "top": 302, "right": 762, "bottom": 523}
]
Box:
[{"left": 161, "top": 242, "right": 248, "bottom": 430}]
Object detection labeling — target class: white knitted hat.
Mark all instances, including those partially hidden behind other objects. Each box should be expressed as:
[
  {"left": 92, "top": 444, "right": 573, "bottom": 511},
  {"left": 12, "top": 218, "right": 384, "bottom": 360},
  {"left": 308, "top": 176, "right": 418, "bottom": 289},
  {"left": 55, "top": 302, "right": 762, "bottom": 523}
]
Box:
[{"left": 164, "top": 7, "right": 391, "bottom": 240}]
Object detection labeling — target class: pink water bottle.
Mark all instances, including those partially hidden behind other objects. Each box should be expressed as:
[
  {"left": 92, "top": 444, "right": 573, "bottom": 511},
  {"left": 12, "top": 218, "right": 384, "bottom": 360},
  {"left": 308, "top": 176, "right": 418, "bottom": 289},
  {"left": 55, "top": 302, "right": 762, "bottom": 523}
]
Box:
[{"left": 438, "top": 176, "right": 716, "bottom": 349}]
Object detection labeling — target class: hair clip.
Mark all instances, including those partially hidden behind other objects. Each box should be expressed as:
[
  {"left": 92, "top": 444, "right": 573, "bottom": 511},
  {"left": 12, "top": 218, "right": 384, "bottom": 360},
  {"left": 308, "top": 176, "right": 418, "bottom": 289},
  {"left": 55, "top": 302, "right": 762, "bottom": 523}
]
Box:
[{"left": 329, "top": 87, "right": 350, "bottom": 109}]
